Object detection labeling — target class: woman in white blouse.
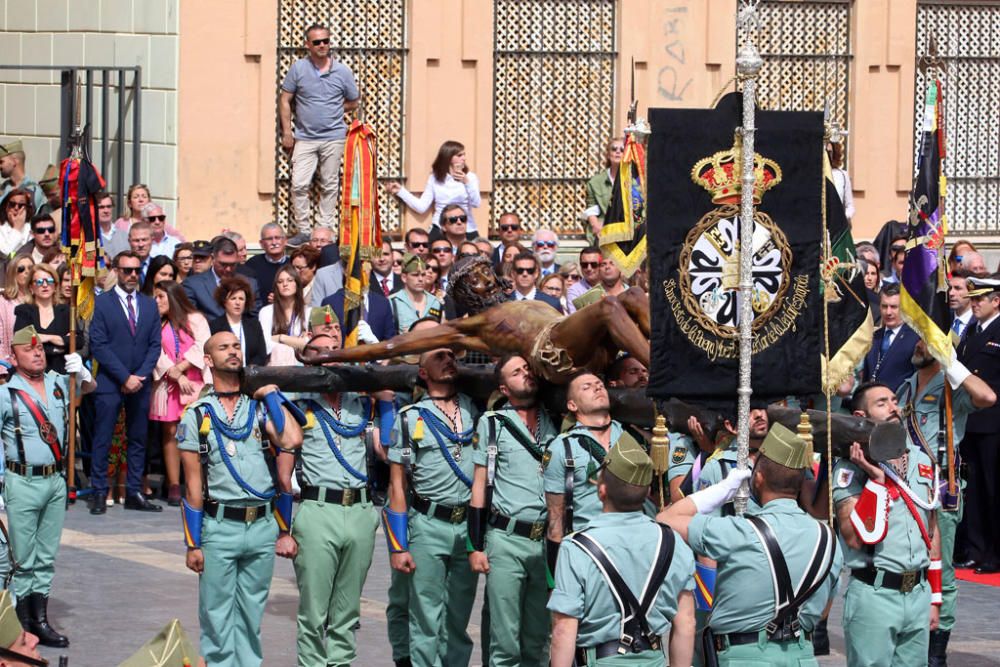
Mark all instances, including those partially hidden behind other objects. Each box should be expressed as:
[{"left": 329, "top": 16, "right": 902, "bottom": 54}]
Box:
[
  {"left": 386, "top": 140, "right": 480, "bottom": 242},
  {"left": 259, "top": 264, "right": 311, "bottom": 366}
]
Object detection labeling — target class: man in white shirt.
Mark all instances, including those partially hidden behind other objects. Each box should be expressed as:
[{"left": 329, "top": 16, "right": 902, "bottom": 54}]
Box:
[
  {"left": 96, "top": 192, "right": 117, "bottom": 249},
  {"left": 565, "top": 246, "right": 603, "bottom": 311},
  {"left": 533, "top": 228, "right": 561, "bottom": 276},
  {"left": 950, "top": 269, "right": 974, "bottom": 341},
  {"left": 370, "top": 240, "right": 400, "bottom": 296},
  {"left": 144, "top": 203, "right": 181, "bottom": 260},
  {"left": 491, "top": 212, "right": 523, "bottom": 268}
]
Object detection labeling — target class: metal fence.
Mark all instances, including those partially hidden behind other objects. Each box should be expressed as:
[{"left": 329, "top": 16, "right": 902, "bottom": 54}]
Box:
[{"left": 916, "top": 1, "right": 1000, "bottom": 236}]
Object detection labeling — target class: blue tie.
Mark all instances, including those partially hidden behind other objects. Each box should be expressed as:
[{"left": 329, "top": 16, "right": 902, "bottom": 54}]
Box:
[
  {"left": 880, "top": 329, "right": 893, "bottom": 359},
  {"left": 952, "top": 318, "right": 963, "bottom": 335}
]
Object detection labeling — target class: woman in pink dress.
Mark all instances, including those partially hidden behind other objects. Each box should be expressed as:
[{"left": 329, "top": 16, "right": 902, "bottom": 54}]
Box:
[{"left": 150, "top": 279, "right": 210, "bottom": 505}]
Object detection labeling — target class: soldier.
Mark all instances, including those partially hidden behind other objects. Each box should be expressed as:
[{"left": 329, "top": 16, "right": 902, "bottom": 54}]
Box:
[
  {"left": 694, "top": 404, "right": 770, "bottom": 501},
  {"left": 384, "top": 343, "right": 481, "bottom": 667},
  {"left": 0, "top": 326, "right": 95, "bottom": 648},
  {"left": 895, "top": 340, "right": 995, "bottom": 666},
  {"left": 467, "top": 354, "right": 558, "bottom": 666},
  {"left": 281, "top": 332, "right": 384, "bottom": 666},
  {"left": 548, "top": 437, "right": 696, "bottom": 666},
  {"left": 661, "top": 423, "right": 840, "bottom": 666},
  {"left": 0, "top": 141, "right": 44, "bottom": 212},
  {"left": 833, "top": 382, "right": 941, "bottom": 666},
  {"left": 178, "top": 332, "right": 305, "bottom": 667},
  {"left": 388, "top": 253, "right": 443, "bottom": 336},
  {"left": 0, "top": 590, "right": 45, "bottom": 667}
]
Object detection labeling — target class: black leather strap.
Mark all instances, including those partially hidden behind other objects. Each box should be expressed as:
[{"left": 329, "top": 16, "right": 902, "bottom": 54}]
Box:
[
  {"left": 851, "top": 566, "right": 926, "bottom": 591},
  {"left": 7, "top": 388, "right": 25, "bottom": 465},
  {"left": 575, "top": 636, "right": 656, "bottom": 665},
  {"left": 563, "top": 439, "right": 575, "bottom": 533},
  {"left": 399, "top": 410, "right": 415, "bottom": 490},
  {"left": 412, "top": 494, "right": 467, "bottom": 523},
  {"left": 488, "top": 510, "right": 546, "bottom": 541},
  {"left": 205, "top": 501, "right": 271, "bottom": 523},
  {"left": 299, "top": 485, "right": 368, "bottom": 505}
]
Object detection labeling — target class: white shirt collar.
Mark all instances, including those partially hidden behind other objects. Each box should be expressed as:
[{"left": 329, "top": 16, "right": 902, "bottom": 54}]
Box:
[
  {"left": 979, "top": 312, "right": 1000, "bottom": 331},
  {"left": 516, "top": 287, "right": 537, "bottom": 301},
  {"left": 957, "top": 308, "right": 973, "bottom": 324},
  {"left": 114, "top": 284, "right": 136, "bottom": 300}
]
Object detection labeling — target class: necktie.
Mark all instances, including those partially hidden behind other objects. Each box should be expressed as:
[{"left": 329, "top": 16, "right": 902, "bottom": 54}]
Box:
[
  {"left": 382, "top": 277, "right": 389, "bottom": 296},
  {"left": 952, "top": 318, "right": 963, "bottom": 335},
  {"left": 127, "top": 294, "right": 137, "bottom": 335},
  {"left": 879, "top": 329, "right": 893, "bottom": 359},
  {"left": 977, "top": 323, "right": 984, "bottom": 335}
]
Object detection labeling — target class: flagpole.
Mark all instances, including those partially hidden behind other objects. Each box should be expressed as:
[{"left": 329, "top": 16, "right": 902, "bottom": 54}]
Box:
[{"left": 733, "top": 0, "right": 763, "bottom": 516}]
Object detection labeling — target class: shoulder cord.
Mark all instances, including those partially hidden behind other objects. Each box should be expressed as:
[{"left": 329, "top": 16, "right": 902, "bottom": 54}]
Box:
[
  {"left": 880, "top": 461, "right": 940, "bottom": 512},
  {"left": 491, "top": 410, "right": 546, "bottom": 460},
  {"left": 303, "top": 398, "right": 368, "bottom": 483},
  {"left": 202, "top": 400, "right": 275, "bottom": 500},
  {"left": 418, "top": 406, "right": 474, "bottom": 488}
]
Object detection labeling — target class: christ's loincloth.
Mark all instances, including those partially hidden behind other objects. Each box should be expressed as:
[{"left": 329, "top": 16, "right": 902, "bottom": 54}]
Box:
[{"left": 528, "top": 320, "right": 577, "bottom": 383}]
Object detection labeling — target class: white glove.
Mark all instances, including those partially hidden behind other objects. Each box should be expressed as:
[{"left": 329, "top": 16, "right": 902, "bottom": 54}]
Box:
[
  {"left": 64, "top": 353, "right": 92, "bottom": 384},
  {"left": 689, "top": 468, "right": 752, "bottom": 515},
  {"left": 356, "top": 320, "right": 379, "bottom": 345},
  {"left": 945, "top": 349, "right": 972, "bottom": 389}
]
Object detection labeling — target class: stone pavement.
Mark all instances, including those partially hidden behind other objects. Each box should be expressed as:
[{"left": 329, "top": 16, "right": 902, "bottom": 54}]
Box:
[{"left": 23, "top": 502, "right": 1000, "bottom": 665}]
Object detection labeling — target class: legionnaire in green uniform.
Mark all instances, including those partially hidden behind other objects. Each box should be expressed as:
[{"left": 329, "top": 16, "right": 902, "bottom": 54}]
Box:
[
  {"left": 280, "top": 331, "right": 384, "bottom": 667},
  {"left": 666, "top": 427, "right": 700, "bottom": 504},
  {"left": 0, "top": 589, "right": 47, "bottom": 667},
  {"left": 178, "top": 332, "right": 304, "bottom": 667},
  {"left": 833, "top": 382, "right": 942, "bottom": 667},
  {"left": 895, "top": 342, "right": 995, "bottom": 667},
  {"left": 0, "top": 326, "right": 95, "bottom": 648},
  {"left": 467, "top": 354, "right": 558, "bottom": 667},
  {"left": 548, "top": 437, "right": 696, "bottom": 666},
  {"left": 388, "top": 254, "right": 443, "bottom": 336},
  {"left": 384, "top": 345, "right": 481, "bottom": 667},
  {"left": 662, "top": 423, "right": 841, "bottom": 667},
  {"left": 117, "top": 619, "right": 203, "bottom": 667},
  {"left": 694, "top": 406, "right": 770, "bottom": 504}
]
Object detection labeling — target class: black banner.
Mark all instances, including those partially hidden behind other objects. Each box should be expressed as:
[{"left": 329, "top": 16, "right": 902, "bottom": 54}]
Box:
[{"left": 647, "top": 93, "right": 823, "bottom": 403}]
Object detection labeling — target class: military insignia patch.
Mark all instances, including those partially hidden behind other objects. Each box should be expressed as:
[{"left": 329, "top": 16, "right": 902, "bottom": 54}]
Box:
[
  {"left": 541, "top": 450, "right": 552, "bottom": 470},
  {"left": 472, "top": 432, "right": 480, "bottom": 449},
  {"left": 920, "top": 414, "right": 928, "bottom": 426},
  {"left": 918, "top": 463, "right": 934, "bottom": 480},
  {"left": 836, "top": 468, "right": 854, "bottom": 489},
  {"left": 672, "top": 448, "right": 687, "bottom": 464}
]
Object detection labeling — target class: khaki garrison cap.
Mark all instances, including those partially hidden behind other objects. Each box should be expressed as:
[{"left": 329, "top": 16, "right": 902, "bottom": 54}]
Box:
[
  {"left": 603, "top": 433, "right": 653, "bottom": 486},
  {"left": 758, "top": 422, "right": 813, "bottom": 470},
  {"left": 117, "top": 619, "right": 199, "bottom": 667}
]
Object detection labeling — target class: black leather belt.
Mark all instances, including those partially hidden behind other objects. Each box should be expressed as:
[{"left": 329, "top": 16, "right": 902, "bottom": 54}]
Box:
[
  {"left": 714, "top": 630, "right": 812, "bottom": 651},
  {"left": 412, "top": 495, "right": 466, "bottom": 524},
  {"left": 300, "top": 485, "right": 368, "bottom": 506},
  {"left": 488, "top": 511, "right": 546, "bottom": 541},
  {"left": 5, "top": 460, "right": 60, "bottom": 477},
  {"left": 851, "top": 566, "right": 926, "bottom": 593},
  {"left": 575, "top": 637, "right": 656, "bottom": 665},
  {"left": 206, "top": 501, "right": 271, "bottom": 523}
]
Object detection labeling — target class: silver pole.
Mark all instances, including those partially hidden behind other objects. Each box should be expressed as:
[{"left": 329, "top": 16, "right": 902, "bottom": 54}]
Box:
[{"left": 733, "top": 1, "right": 763, "bottom": 516}]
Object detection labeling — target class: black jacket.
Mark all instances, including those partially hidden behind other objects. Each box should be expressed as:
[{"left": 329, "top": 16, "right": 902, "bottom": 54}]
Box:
[
  {"left": 209, "top": 315, "right": 269, "bottom": 367},
  {"left": 957, "top": 316, "right": 1000, "bottom": 434}
]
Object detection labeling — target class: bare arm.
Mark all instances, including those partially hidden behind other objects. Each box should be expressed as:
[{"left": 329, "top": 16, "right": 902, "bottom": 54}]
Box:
[
  {"left": 549, "top": 613, "right": 579, "bottom": 667},
  {"left": 299, "top": 317, "right": 489, "bottom": 365},
  {"left": 344, "top": 97, "right": 359, "bottom": 112},
  {"left": 836, "top": 496, "right": 862, "bottom": 551},
  {"left": 799, "top": 470, "right": 830, "bottom": 520},
  {"left": 546, "top": 492, "right": 566, "bottom": 542},
  {"left": 470, "top": 464, "right": 487, "bottom": 509},
  {"left": 669, "top": 476, "right": 685, "bottom": 505},
  {"left": 276, "top": 450, "right": 296, "bottom": 494},
  {"left": 388, "top": 462, "right": 415, "bottom": 574},
  {"left": 669, "top": 591, "right": 696, "bottom": 667},
  {"left": 657, "top": 496, "right": 697, "bottom": 542},
  {"left": 279, "top": 91, "right": 295, "bottom": 138}
]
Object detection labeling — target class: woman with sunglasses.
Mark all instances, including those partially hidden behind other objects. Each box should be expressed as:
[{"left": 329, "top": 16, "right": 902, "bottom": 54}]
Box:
[
  {"left": 260, "top": 264, "right": 311, "bottom": 366},
  {"left": 582, "top": 137, "right": 625, "bottom": 244},
  {"left": 141, "top": 256, "right": 179, "bottom": 296},
  {"left": 0, "top": 255, "right": 33, "bottom": 366},
  {"left": 13, "top": 264, "right": 77, "bottom": 374},
  {"left": 424, "top": 257, "right": 444, "bottom": 301},
  {"left": 385, "top": 140, "right": 480, "bottom": 243},
  {"left": 150, "top": 280, "right": 210, "bottom": 506},
  {"left": 0, "top": 189, "right": 35, "bottom": 258}
]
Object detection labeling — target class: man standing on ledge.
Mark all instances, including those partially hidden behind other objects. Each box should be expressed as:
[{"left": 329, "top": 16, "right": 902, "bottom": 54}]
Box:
[{"left": 280, "top": 22, "right": 361, "bottom": 246}]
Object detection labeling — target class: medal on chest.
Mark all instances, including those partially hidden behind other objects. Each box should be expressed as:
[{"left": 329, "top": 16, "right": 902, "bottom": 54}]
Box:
[{"left": 225, "top": 440, "right": 237, "bottom": 457}]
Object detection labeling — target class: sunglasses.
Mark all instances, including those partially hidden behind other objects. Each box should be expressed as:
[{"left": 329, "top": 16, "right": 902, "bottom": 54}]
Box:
[
  {"left": 34, "top": 278, "right": 55, "bottom": 286},
  {"left": 514, "top": 267, "right": 536, "bottom": 275},
  {"left": 446, "top": 215, "right": 468, "bottom": 224},
  {"left": 392, "top": 260, "right": 403, "bottom": 266},
  {"left": 580, "top": 261, "right": 600, "bottom": 269},
  {"left": 432, "top": 246, "right": 453, "bottom": 254},
  {"left": 409, "top": 241, "right": 429, "bottom": 249},
  {"left": 148, "top": 215, "right": 166, "bottom": 222},
  {"left": 499, "top": 224, "right": 520, "bottom": 232},
  {"left": 7, "top": 201, "right": 27, "bottom": 209},
  {"left": 176, "top": 255, "right": 193, "bottom": 262},
  {"left": 565, "top": 273, "right": 581, "bottom": 280},
  {"left": 16, "top": 265, "right": 30, "bottom": 273},
  {"left": 118, "top": 266, "right": 141, "bottom": 275},
  {"left": 311, "top": 38, "right": 330, "bottom": 46},
  {"left": 535, "top": 241, "right": 557, "bottom": 248},
  {"left": 34, "top": 226, "right": 56, "bottom": 234}
]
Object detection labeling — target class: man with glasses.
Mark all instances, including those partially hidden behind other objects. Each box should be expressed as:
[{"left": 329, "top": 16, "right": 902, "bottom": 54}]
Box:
[
  {"left": 17, "top": 215, "right": 60, "bottom": 264},
  {"left": 533, "top": 229, "right": 561, "bottom": 277},
  {"left": 89, "top": 251, "right": 163, "bottom": 515},
  {"left": 492, "top": 212, "right": 523, "bottom": 269},
  {"left": 440, "top": 204, "right": 473, "bottom": 252},
  {"left": 565, "top": 246, "right": 603, "bottom": 313},
  {"left": 430, "top": 238, "right": 456, "bottom": 294},
  {"left": 405, "top": 228, "right": 431, "bottom": 260},
  {"left": 280, "top": 22, "right": 361, "bottom": 246},
  {"left": 246, "top": 222, "right": 290, "bottom": 303},
  {"left": 141, "top": 202, "right": 181, "bottom": 260},
  {"left": 184, "top": 237, "right": 262, "bottom": 319},
  {"left": 509, "top": 251, "right": 562, "bottom": 312}
]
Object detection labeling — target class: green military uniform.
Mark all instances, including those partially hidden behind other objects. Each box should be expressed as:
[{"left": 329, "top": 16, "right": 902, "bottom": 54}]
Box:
[
  {"left": 688, "top": 424, "right": 841, "bottom": 667},
  {"left": 697, "top": 440, "right": 763, "bottom": 516},
  {"left": 548, "top": 438, "right": 696, "bottom": 666},
  {"left": 292, "top": 392, "right": 380, "bottom": 666},
  {"left": 0, "top": 370, "right": 69, "bottom": 602},
  {"left": 833, "top": 441, "right": 937, "bottom": 667},
  {"left": 389, "top": 394, "right": 481, "bottom": 667},
  {"left": 666, "top": 432, "right": 698, "bottom": 488},
  {"left": 178, "top": 393, "right": 279, "bottom": 667},
  {"left": 896, "top": 371, "right": 973, "bottom": 636},
  {"left": 388, "top": 289, "right": 442, "bottom": 336},
  {"left": 543, "top": 421, "right": 627, "bottom": 532},
  {"left": 473, "top": 406, "right": 558, "bottom": 666},
  {"left": 0, "top": 140, "right": 45, "bottom": 213}
]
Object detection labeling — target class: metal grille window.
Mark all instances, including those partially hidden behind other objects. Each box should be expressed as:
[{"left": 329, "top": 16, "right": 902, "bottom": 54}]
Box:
[
  {"left": 492, "top": 0, "right": 616, "bottom": 236},
  {"left": 737, "top": 0, "right": 852, "bottom": 140},
  {"left": 276, "top": 0, "right": 407, "bottom": 234},
  {"left": 916, "top": 2, "right": 1000, "bottom": 236}
]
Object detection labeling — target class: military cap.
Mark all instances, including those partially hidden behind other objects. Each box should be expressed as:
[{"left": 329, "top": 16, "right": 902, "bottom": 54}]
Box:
[
  {"left": 117, "top": 619, "right": 199, "bottom": 667},
  {"left": 0, "top": 140, "right": 23, "bottom": 157},
  {"left": 758, "top": 422, "right": 813, "bottom": 470},
  {"left": 11, "top": 325, "right": 39, "bottom": 347},
  {"left": 309, "top": 305, "right": 337, "bottom": 328},
  {"left": 967, "top": 275, "right": 1000, "bottom": 298},
  {"left": 0, "top": 591, "right": 23, "bottom": 651},
  {"left": 400, "top": 252, "right": 426, "bottom": 275},
  {"left": 603, "top": 433, "right": 653, "bottom": 486},
  {"left": 38, "top": 164, "right": 59, "bottom": 190},
  {"left": 191, "top": 240, "right": 213, "bottom": 258}
]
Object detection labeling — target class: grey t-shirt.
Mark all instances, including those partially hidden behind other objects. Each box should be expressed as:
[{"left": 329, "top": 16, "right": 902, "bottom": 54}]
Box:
[{"left": 281, "top": 58, "right": 359, "bottom": 141}]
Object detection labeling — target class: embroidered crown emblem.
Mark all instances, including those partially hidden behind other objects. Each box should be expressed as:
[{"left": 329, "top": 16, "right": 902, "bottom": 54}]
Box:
[{"left": 691, "top": 132, "right": 782, "bottom": 205}]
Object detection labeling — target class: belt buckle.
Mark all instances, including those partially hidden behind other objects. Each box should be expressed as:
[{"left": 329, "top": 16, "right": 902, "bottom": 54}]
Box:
[
  {"left": 450, "top": 505, "right": 466, "bottom": 523},
  {"left": 244, "top": 505, "right": 258, "bottom": 523},
  {"left": 900, "top": 570, "right": 917, "bottom": 593},
  {"left": 529, "top": 521, "right": 545, "bottom": 541},
  {"left": 342, "top": 488, "right": 355, "bottom": 506}
]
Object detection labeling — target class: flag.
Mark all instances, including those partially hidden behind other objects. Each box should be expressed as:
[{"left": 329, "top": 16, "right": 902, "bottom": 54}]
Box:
[
  {"left": 821, "top": 152, "right": 873, "bottom": 393},
  {"left": 59, "top": 153, "right": 107, "bottom": 322},
  {"left": 900, "top": 79, "right": 951, "bottom": 367},
  {"left": 600, "top": 132, "right": 647, "bottom": 278},
  {"left": 646, "top": 93, "right": 824, "bottom": 405},
  {"left": 339, "top": 120, "right": 382, "bottom": 348}
]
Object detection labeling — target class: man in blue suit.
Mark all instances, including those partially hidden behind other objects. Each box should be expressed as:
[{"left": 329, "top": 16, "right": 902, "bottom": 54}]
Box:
[
  {"left": 321, "top": 284, "right": 396, "bottom": 342},
  {"left": 507, "top": 251, "right": 563, "bottom": 312},
  {"left": 88, "top": 251, "right": 163, "bottom": 514},
  {"left": 183, "top": 237, "right": 262, "bottom": 319},
  {"left": 863, "top": 283, "right": 917, "bottom": 393}
]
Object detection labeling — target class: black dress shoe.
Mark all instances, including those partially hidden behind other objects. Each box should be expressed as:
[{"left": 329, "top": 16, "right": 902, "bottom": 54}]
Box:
[
  {"left": 89, "top": 493, "right": 107, "bottom": 515},
  {"left": 974, "top": 563, "right": 1000, "bottom": 574},
  {"left": 123, "top": 492, "right": 162, "bottom": 512},
  {"left": 955, "top": 558, "right": 978, "bottom": 569}
]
